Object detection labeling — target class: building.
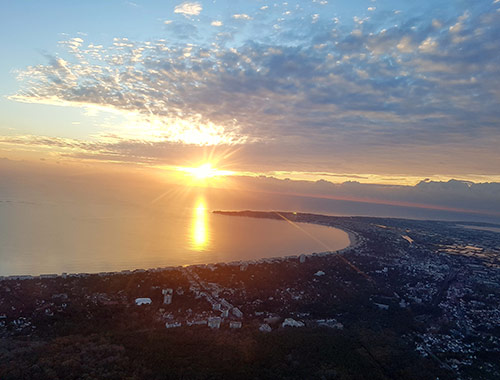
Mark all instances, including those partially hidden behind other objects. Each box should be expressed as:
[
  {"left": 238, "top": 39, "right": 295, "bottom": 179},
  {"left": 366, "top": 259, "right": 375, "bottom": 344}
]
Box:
[
  {"left": 212, "top": 303, "right": 221, "bottom": 311},
  {"left": 135, "top": 298, "right": 152, "bottom": 306},
  {"left": 165, "top": 322, "right": 181, "bottom": 329},
  {"left": 162, "top": 288, "right": 173, "bottom": 305},
  {"left": 187, "top": 319, "right": 207, "bottom": 326},
  {"left": 282, "top": 318, "right": 305, "bottom": 328},
  {"left": 229, "top": 321, "right": 242, "bottom": 329},
  {"left": 40, "top": 274, "right": 58, "bottom": 279},
  {"left": 232, "top": 307, "right": 243, "bottom": 318},
  {"left": 259, "top": 324, "right": 272, "bottom": 333},
  {"left": 208, "top": 317, "right": 221, "bottom": 329}
]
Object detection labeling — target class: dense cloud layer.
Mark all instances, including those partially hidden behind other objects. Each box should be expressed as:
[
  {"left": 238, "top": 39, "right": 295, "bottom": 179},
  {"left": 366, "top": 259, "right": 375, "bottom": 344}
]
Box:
[{"left": 7, "top": 0, "right": 500, "bottom": 176}]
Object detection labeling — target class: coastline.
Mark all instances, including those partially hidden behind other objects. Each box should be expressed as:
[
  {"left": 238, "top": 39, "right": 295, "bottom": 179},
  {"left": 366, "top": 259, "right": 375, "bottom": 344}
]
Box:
[
  {"left": 0, "top": 211, "right": 361, "bottom": 281},
  {"left": 2, "top": 210, "right": 496, "bottom": 378},
  {"left": 341, "top": 228, "right": 361, "bottom": 252}
]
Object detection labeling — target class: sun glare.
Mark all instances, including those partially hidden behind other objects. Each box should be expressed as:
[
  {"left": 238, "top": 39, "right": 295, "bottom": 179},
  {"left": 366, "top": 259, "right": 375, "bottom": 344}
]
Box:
[
  {"left": 192, "top": 163, "right": 217, "bottom": 179},
  {"left": 178, "top": 162, "right": 234, "bottom": 180}
]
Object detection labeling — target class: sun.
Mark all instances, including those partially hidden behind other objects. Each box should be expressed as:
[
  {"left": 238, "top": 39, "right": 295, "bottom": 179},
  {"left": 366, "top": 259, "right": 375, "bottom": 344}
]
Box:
[
  {"left": 178, "top": 162, "right": 234, "bottom": 180},
  {"left": 191, "top": 163, "right": 217, "bottom": 179}
]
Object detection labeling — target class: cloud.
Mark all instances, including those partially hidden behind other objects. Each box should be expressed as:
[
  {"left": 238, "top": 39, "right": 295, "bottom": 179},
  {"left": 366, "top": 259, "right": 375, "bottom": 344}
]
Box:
[
  {"left": 9, "top": 1, "right": 500, "bottom": 178},
  {"left": 231, "top": 176, "right": 500, "bottom": 220},
  {"left": 232, "top": 14, "right": 252, "bottom": 20},
  {"left": 174, "top": 1, "right": 202, "bottom": 16},
  {"left": 211, "top": 20, "right": 222, "bottom": 27}
]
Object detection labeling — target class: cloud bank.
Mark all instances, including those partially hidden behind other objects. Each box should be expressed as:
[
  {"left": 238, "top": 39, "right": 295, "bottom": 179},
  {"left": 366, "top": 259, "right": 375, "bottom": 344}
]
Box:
[{"left": 7, "top": 0, "right": 500, "bottom": 177}]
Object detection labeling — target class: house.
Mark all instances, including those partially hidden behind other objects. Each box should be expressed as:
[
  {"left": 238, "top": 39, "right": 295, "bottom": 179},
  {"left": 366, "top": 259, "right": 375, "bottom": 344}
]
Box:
[
  {"left": 165, "top": 322, "right": 181, "bottom": 329},
  {"left": 232, "top": 307, "right": 243, "bottom": 318},
  {"left": 162, "top": 288, "right": 173, "bottom": 305},
  {"left": 212, "top": 303, "right": 221, "bottom": 311},
  {"left": 259, "top": 323, "right": 272, "bottom": 333},
  {"left": 187, "top": 319, "right": 207, "bottom": 326},
  {"left": 229, "top": 321, "right": 242, "bottom": 329},
  {"left": 221, "top": 299, "right": 232, "bottom": 309},
  {"left": 40, "top": 274, "right": 58, "bottom": 279},
  {"left": 135, "top": 298, "right": 152, "bottom": 306},
  {"left": 282, "top": 318, "right": 305, "bottom": 328},
  {"left": 316, "top": 319, "right": 343, "bottom": 329},
  {"left": 208, "top": 317, "right": 221, "bottom": 329}
]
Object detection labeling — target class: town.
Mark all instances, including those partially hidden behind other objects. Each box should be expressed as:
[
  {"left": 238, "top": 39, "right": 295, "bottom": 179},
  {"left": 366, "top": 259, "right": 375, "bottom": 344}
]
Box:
[{"left": 1, "top": 211, "right": 499, "bottom": 379}]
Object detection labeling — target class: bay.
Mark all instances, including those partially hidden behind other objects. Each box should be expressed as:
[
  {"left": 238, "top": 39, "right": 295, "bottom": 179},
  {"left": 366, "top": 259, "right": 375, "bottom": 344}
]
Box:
[{"left": 0, "top": 189, "right": 350, "bottom": 276}]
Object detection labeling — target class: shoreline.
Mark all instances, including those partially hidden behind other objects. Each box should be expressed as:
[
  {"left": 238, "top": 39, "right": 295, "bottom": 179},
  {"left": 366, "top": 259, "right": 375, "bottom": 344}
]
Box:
[{"left": 0, "top": 211, "right": 362, "bottom": 281}]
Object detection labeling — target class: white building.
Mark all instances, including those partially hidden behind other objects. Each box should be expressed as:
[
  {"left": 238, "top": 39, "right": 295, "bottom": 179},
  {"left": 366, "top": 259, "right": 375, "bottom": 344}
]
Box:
[
  {"left": 282, "top": 318, "right": 305, "bottom": 328},
  {"left": 165, "top": 322, "right": 181, "bottom": 329},
  {"left": 135, "top": 298, "right": 152, "bottom": 306},
  {"left": 40, "top": 274, "right": 58, "bottom": 279},
  {"left": 162, "top": 288, "right": 173, "bottom": 305}
]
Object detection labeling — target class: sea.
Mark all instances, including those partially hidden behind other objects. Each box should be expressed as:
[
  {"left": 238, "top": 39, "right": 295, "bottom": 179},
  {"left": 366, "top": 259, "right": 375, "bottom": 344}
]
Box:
[
  {"left": 0, "top": 186, "right": 350, "bottom": 276},
  {"left": 2, "top": 175, "right": 497, "bottom": 277}
]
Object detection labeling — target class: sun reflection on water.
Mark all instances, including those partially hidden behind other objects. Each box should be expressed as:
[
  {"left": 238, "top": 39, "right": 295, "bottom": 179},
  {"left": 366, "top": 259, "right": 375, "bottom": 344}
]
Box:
[{"left": 191, "top": 197, "right": 210, "bottom": 250}]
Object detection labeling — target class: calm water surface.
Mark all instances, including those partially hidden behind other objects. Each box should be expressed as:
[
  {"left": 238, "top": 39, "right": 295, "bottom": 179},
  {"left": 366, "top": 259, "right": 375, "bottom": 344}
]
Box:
[{"left": 0, "top": 193, "right": 349, "bottom": 276}]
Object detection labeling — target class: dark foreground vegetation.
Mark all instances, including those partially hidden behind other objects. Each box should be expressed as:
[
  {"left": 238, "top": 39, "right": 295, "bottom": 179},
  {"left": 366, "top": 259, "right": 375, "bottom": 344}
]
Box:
[{"left": 1, "top": 327, "right": 447, "bottom": 380}]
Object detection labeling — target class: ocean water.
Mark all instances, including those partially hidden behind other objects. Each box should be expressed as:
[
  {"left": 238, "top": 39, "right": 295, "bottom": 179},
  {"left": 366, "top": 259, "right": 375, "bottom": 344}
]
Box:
[
  {"left": 4, "top": 171, "right": 494, "bottom": 277},
  {"left": 0, "top": 189, "right": 350, "bottom": 276}
]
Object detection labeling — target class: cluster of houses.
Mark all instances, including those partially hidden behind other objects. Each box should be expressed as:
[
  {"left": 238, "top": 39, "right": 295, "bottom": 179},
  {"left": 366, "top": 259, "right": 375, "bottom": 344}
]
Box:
[{"left": 134, "top": 267, "right": 245, "bottom": 330}]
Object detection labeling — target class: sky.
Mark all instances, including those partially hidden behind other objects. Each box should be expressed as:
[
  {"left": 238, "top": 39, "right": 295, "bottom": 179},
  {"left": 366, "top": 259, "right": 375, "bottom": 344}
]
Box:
[{"left": 0, "top": 0, "right": 500, "bottom": 219}]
